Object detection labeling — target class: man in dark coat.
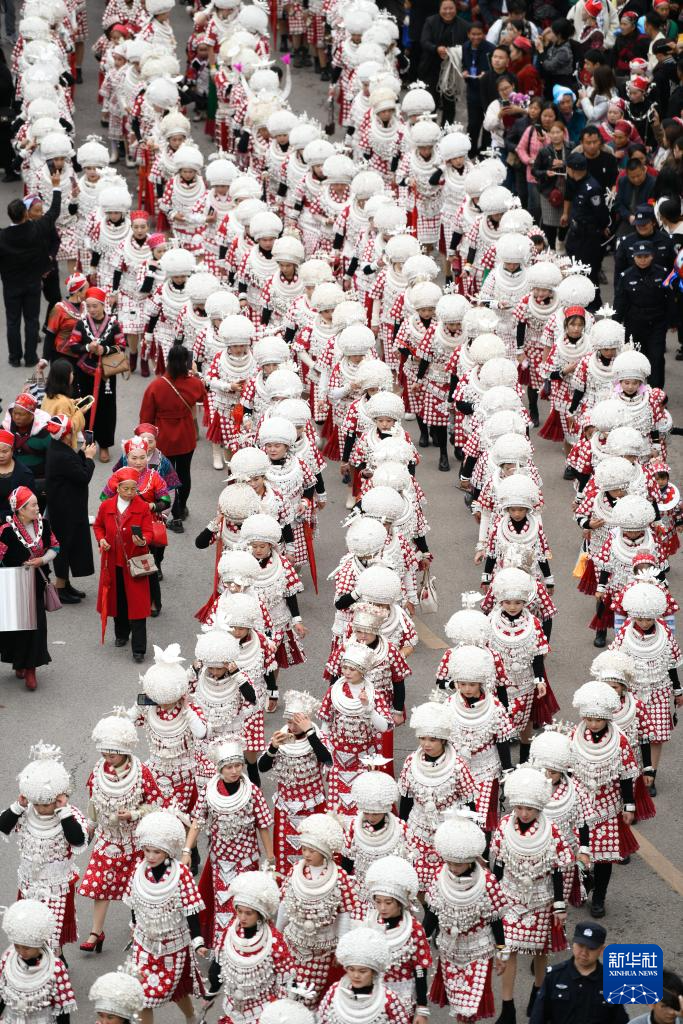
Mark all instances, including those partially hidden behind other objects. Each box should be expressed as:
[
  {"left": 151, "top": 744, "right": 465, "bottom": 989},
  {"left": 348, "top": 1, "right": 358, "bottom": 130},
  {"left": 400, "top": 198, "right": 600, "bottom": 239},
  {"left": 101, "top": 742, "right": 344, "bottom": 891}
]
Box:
[
  {"left": 0, "top": 175, "right": 61, "bottom": 367},
  {"left": 44, "top": 414, "right": 96, "bottom": 602}
]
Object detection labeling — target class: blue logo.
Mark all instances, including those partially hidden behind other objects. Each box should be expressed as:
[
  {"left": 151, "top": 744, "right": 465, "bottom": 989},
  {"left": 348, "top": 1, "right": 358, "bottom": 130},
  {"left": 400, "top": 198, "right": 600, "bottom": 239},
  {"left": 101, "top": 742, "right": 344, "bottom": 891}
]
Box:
[{"left": 604, "top": 944, "right": 663, "bottom": 1004}]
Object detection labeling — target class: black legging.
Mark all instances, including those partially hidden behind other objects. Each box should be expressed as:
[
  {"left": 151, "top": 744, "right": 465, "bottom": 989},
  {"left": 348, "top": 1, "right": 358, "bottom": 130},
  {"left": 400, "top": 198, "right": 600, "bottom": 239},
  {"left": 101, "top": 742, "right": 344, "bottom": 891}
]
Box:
[{"left": 169, "top": 451, "right": 194, "bottom": 518}]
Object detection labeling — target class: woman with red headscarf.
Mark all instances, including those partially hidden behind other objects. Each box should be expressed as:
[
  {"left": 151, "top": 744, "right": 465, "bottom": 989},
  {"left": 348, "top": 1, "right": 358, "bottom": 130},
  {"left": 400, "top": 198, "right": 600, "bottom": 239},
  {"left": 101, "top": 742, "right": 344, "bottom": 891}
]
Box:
[
  {"left": 0, "top": 486, "right": 60, "bottom": 690},
  {"left": 93, "top": 467, "right": 154, "bottom": 663},
  {"left": 100, "top": 437, "right": 170, "bottom": 616},
  {"left": 66, "top": 287, "right": 126, "bottom": 464}
]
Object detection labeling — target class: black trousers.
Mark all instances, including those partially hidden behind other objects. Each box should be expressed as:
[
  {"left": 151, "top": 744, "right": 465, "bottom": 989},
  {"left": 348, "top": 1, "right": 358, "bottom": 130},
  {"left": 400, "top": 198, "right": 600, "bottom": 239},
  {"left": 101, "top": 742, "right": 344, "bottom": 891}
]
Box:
[
  {"left": 169, "top": 450, "right": 194, "bottom": 517},
  {"left": 3, "top": 280, "right": 41, "bottom": 362},
  {"left": 631, "top": 320, "right": 667, "bottom": 389},
  {"left": 467, "top": 103, "right": 484, "bottom": 155},
  {"left": 113, "top": 566, "right": 147, "bottom": 655}
]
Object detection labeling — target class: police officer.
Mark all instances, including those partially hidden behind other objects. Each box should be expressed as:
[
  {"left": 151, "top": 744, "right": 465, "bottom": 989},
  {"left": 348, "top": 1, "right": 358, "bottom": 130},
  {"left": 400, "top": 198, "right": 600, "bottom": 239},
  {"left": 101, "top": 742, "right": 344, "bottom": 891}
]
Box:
[
  {"left": 562, "top": 151, "right": 610, "bottom": 310},
  {"left": 529, "top": 922, "right": 628, "bottom": 1024},
  {"left": 614, "top": 239, "right": 669, "bottom": 387},
  {"left": 614, "top": 204, "right": 675, "bottom": 285}
]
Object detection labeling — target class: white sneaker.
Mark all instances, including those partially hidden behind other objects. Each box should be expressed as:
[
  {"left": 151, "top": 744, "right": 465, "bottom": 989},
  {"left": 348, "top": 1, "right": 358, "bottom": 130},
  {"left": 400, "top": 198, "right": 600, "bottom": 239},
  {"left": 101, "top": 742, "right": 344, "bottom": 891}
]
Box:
[
  {"left": 212, "top": 445, "right": 224, "bottom": 470},
  {"left": 404, "top": 412, "right": 416, "bottom": 421},
  {"left": 345, "top": 493, "right": 356, "bottom": 509}
]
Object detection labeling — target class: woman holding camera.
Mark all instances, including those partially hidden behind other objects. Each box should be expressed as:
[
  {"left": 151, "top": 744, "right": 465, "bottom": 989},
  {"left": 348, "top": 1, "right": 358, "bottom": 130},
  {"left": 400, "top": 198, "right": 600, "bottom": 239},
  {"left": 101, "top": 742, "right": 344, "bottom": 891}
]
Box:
[{"left": 93, "top": 467, "right": 154, "bottom": 663}]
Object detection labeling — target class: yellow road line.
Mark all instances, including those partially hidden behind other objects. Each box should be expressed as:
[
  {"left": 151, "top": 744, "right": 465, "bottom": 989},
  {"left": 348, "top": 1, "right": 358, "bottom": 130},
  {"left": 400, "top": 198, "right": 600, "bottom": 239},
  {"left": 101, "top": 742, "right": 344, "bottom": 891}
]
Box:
[
  {"left": 632, "top": 827, "right": 683, "bottom": 897},
  {"left": 415, "top": 617, "right": 449, "bottom": 650}
]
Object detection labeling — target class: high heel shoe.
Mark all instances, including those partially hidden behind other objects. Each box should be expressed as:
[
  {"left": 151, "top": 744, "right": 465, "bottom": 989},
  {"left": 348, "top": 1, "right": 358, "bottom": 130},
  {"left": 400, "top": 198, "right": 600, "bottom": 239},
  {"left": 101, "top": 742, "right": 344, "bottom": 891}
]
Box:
[{"left": 79, "top": 931, "right": 105, "bottom": 953}]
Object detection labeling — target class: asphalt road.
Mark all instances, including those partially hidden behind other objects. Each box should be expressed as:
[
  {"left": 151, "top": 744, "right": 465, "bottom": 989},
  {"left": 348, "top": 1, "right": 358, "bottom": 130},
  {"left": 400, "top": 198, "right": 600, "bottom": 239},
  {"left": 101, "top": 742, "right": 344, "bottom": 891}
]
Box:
[{"left": 0, "top": 5, "right": 681, "bottom": 1020}]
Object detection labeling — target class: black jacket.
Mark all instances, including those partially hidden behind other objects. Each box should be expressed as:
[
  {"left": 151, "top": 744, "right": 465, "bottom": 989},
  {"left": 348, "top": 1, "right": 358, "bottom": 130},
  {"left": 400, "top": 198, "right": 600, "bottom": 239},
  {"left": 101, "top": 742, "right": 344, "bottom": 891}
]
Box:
[
  {"left": 0, "top": 188, "right": 61, "bottom": 286},
  {"left": 529, "top": 958, "right": 628, "bottom": 1024},
  {"left": 44, "top": 438, "right": 95, "bottom": 578},
  {"left": 419, "top": 14, "right": 469, "bottom": 84},
  {"left": 533, "top": 142, "right": 570, "bottom": 196},
  {"left": 615, "top": 262, "right": 670, "bottom": 327}
]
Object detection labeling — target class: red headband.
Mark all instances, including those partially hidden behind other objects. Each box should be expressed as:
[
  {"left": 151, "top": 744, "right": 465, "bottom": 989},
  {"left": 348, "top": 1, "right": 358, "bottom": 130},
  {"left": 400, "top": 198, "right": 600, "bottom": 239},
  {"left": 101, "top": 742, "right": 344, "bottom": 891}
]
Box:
[{"left": 86, "top": 287, "right": 107, "bottom": 303}]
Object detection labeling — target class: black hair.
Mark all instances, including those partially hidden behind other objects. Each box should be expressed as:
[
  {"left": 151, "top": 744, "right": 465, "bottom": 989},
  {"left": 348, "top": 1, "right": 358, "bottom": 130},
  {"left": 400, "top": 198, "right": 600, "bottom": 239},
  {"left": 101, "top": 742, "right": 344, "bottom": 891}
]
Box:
[
  {"left": 661, "top": 971, "right": 683, "bottom": 1010},
  {"left": 468, "top": 20, "right": 485, "bottom": 31},
  {"left": 583, "top": 48, "right": 606, "bottom": 64},
  {"left": 591, "top": 64, "right": 617, "bottom": 97},
  {"left": 551, "top": 17, "right": 574, "bottom": 39},
  {"left": 581, "top": 125, "right": 601, "bottom": 138},
  {"left": 7, "top": 199, "right": 26, "bottom": 224},
  {"left": 44, "top": 358, "right": 74, "bottom": 399},
  {"left": 658, "top": 196, "right": 682, "bottom": 222},
  {"left": 645, "top": 10, "right": 664, "bottom": 28},
  {"left": 507, "top": 0, "right": 527, "bottom": 13},
  {"left": 497, "top": 73, "right": 516, "bottom": 89},
  {"left": 166, "top": 340, "right": 192, "bottom": 380},
  {"left": 626, "top": 157, "right": 644, "bottom": 171},
  {"left": 493, "top": 43, "right": 511, "bottom": 55}
]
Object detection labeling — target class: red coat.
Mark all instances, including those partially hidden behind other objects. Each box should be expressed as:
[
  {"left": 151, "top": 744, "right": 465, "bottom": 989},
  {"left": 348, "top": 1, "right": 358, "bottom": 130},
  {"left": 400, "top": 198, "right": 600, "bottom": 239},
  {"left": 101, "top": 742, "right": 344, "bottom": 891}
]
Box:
[
  {"left": 93, "top": 495, "right": 154, "bottom": 621},
  {"left": 138, "top": 373, "right": 207, "bottom": 456}
]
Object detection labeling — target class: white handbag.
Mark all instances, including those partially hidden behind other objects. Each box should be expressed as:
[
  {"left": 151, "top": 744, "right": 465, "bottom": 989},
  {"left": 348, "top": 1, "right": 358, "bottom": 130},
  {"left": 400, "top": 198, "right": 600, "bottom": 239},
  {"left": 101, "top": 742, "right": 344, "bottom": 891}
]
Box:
[{"left": 418, "top": 568, "right": 438, "bottom": 614}]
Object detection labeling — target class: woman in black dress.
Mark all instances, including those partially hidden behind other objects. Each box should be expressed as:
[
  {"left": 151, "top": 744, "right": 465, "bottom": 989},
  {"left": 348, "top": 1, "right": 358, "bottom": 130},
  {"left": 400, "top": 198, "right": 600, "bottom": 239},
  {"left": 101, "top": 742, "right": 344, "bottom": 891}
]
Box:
[
  {"left": 66, "top": 287, "right": 126, "bottom": 464},
  {"left": 0, "top": 486, "right": 59, "bottom": 691},
  {"left": 44, "top": 413, "right": 97, "bottom": 604}
]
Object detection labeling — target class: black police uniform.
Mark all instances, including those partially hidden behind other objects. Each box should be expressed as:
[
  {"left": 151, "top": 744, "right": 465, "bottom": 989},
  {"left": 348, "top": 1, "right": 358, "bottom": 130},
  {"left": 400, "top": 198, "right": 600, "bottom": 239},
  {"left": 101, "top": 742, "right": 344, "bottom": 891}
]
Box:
[
  {"left": 614, "top": 227, "right": 674, "bottom": 284},
  {"left": 614, "top": 256, "right": 669, "bottom": 388},
  {"left": 529, "top": 958, "right": 629, "bottom": 1024},
  {"left": 565, "top": 174, "right": 610, "bottom": 306}
]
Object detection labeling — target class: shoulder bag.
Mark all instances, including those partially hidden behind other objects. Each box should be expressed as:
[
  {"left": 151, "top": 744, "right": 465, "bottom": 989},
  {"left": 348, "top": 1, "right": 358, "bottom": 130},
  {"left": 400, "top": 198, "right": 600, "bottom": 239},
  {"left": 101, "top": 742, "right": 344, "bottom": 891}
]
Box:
[
  {"left": 36, "top": 566, "right": 62, "bottom": 611},
  {"left": 101, "top": 349, "right": 131, "bottom": 379},
  {"left": 162, "top": 375, "right": 199, "bottom": 439},
  {"left": 116, "top": 516, "right": 157, "bottom": 579}
]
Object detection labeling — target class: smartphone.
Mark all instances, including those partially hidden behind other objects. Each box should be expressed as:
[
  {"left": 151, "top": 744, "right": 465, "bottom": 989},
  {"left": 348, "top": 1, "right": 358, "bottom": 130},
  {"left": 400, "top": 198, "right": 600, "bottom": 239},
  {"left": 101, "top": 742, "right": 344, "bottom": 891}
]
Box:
[
  {"left": 84, "top": 429, "right": 94, "bottom": 445},
  {"left": 131, "top": 525, "right": 143, "bottom": 538},
  {"left": 137, "top": 693, "right": 158, "bottom": 706}
]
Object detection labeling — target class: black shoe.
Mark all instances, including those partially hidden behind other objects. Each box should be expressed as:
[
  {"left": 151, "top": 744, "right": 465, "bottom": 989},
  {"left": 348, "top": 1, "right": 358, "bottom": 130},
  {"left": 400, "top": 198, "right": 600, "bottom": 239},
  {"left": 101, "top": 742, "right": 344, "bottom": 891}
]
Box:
[
  {"left": 279, "top": 34, "right": 289, "bottom": 52},
  {"left": 293, "top": 50, "right": 304, "bottom": 67},
  {"left": 167, "top": 519, "right": 184, "bottom": 533},
  {"left": 593, "top": 629, "right": 607, "bottom": 648},
  {"left": 463, "top": 492, "right": 473, "bottom": 508},
  {"left": 454, "top": 446, "right": 464, "bottom": 461},
  {"left": 438, "top": 453, "right": 450, "bottom": 472},
  {"left": 495, "top": 1001, "right": 517, "bottom": 1024},
  {"left": 563, "top": 465, "right": 574, "bottom": 480},
  {"left": 419, "top": 426, "right": 430, "bottom": 448},
  {"left": 180, "top": 507, "right": 189, "bottom": 520},
  {"left": 9, "top": 356, "right": 21, "bottom": 367},
  {"left": 590, "top": 897, "right": 606, "bottom": 918},
  {"left": 157, "top": 568, "right": 164, "bottom": 581},
  {"left": 64, "top": 583, "right": 86, "bottom": 599},
  {"left": 301, "top": 52, "right": 312, "bottom": 66},
  {"left": 649, "top": 781, "right": 657, "bottom": 797},
  {"left": 24, "top": 357, "right": 38, "bottom": 368},
  {"left": 150, "top": 607, "right": 161, "bottom": 618},
  {"left": 676, "top": 348, "right": 683, "bottom": 361},
  {"left": 57, "top": 589, "right": 80, "bottom": 604},
  {"left": 115, "top": 637, "right": 129, "bottom": 647},
  {"left": 320, "top": 66, "right": 330, "bottom": 81},
  {"left": 619, "top": 855, "right": 631, "bottom": 865},
  {"left": 76, "top": 67, "right": 83, "bottom": 83},
  {"left": 132, "top": 652, "right": 145, "bottom": 664}
]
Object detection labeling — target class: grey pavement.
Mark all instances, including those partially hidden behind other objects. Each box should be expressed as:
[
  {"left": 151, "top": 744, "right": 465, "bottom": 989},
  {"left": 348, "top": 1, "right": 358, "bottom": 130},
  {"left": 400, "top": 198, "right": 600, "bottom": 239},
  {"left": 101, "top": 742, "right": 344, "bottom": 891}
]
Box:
[{"left": 0, "top": 5, "right": 681, "bottom": 1020}]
